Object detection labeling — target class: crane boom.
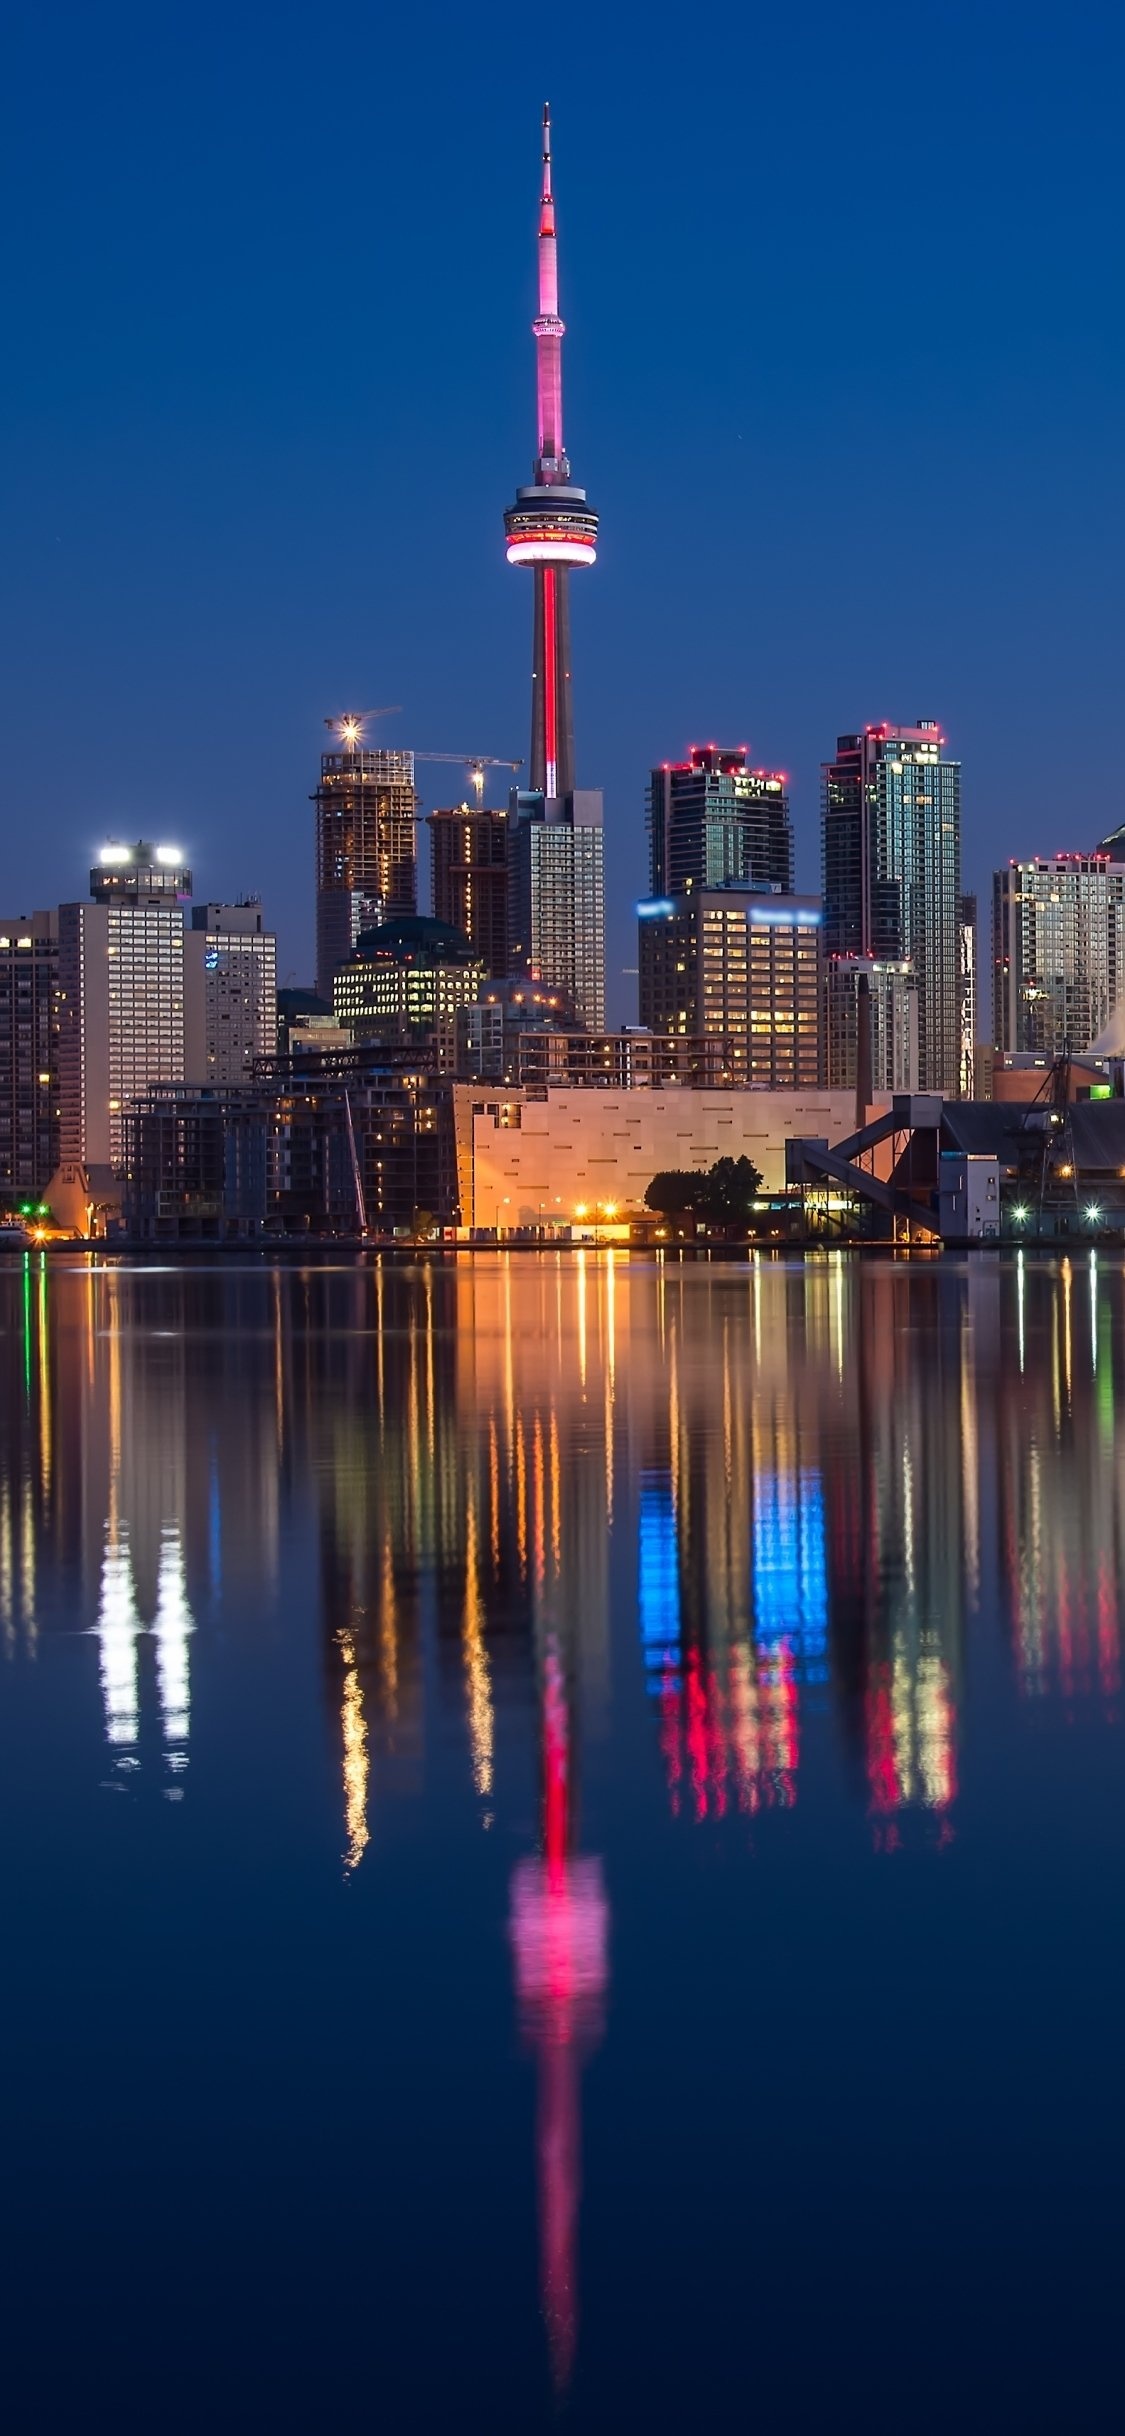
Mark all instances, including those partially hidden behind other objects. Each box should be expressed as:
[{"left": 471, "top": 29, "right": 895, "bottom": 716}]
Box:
[
  {"left": 412, "top": 750, "right": 523, "bottom": 804},
  {"left": 412, "top": 752, "right": 523, "bottom": 769}
]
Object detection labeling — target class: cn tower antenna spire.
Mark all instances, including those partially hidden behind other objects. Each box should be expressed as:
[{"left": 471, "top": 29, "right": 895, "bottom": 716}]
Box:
[
  {"left": 534, "top": 100, "right": 564, "bottom": 478},
  {"left": 504, "top": 104, "right": 598, "bottom": 799}
]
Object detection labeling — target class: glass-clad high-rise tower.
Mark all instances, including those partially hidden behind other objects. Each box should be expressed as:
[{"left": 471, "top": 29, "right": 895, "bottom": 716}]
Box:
[
  {"left": 647, "top": 748, "right": 793, "bottom": 898},
  {"left": 992, "top": 855, "right": 1125, "bottom": 1057},
  {"left": 822, "top": 721, "right": 962, "bottom": 1094},
  {"left": 509, "top": 789, "right": 605, "bottom": 1029}
]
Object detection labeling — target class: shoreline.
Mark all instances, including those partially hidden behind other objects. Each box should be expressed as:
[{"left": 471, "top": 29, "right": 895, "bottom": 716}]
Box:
[{"left": 0, "top": 1236, "right": 1107, "bottom": 1263}]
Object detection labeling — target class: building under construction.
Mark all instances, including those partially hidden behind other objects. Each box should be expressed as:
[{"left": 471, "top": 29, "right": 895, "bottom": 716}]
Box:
[
  {"left": 313, "top": 744, "right": 418, "bottom": 1000},
  {"left": 125, "top": 1053, "right": 460, "bottom": 1242},
  {"left": 428, "top": 803, "right": 511, "bottom": 977}
]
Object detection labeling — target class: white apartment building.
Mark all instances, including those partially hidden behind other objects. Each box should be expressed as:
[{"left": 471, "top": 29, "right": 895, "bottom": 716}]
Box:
[
  {"left": 58, "top": 844, "right": 189, "bottom": 1174},
  {"left": 184, "top": 901, "right": 277, "bottom": 1086}
]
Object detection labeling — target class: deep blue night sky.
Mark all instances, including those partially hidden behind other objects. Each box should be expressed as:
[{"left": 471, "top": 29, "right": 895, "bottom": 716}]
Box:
[{"left": 3, "top": 0, "right": 1123, "bottom": 1017}]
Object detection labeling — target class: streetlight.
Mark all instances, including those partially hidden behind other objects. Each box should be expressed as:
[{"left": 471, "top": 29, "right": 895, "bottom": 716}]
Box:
[{"left": 587, "top": 1199, "right": 618, "bottom": 1247}]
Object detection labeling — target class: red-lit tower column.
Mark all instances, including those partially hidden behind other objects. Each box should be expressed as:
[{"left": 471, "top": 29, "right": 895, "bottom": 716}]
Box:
[{"left": 504, "top": 105, "right": 598, "bottom": 799}]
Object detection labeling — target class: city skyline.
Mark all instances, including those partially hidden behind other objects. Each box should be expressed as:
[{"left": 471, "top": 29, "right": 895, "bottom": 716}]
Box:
[{"left": 3, "top": 3, "right": 1122, "bottom": 1022}]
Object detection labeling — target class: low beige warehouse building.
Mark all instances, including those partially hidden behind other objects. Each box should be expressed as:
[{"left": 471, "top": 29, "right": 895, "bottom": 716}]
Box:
[{"left": 455, "top": 1084, "right": 885, "bottom": 1227}]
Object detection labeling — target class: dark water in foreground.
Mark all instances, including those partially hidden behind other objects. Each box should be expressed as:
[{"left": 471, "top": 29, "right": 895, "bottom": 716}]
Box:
[{"left": 0, "top": 1250, "right": 1122, "bottom": 2429}]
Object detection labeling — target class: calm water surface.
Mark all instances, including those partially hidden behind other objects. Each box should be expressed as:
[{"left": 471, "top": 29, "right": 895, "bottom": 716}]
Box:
[{"left": 0, "top": 1251, "right": 1122, "bottom": 2429}]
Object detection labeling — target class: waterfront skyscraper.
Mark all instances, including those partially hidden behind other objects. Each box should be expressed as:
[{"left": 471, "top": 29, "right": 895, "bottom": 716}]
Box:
[
  {"left": 639, "top": 887, "right": 823, "bottom": 1086},
  {"left": 313, "top": 732, "right": 417, "bottom": 999},
  {"left": 648, "top": 749, "right": 793, "bottom": 898},
  {"left": 509, "top": 788, "right": 605, "bottom": 1029},
  {"left": 822, "top": 722, "right": 962, "bottom": 1094},
  {"left": 184, "top": 900, "right": 277, "bottom": 1086},
  {"left": 58, "top": 843, "right": 190, "bottom": 1175},
  {"left": 959, "top": 893, "right": 977, "bottom": 1096},
  {"left": 0, "top": 912, "right": 59, "bottom": 1198},
  {"left": 992, "top": 855, "right": 1125, "bottom": 1056},
  {"left": 428, "top": 803, "right": 510, "bottom": 977},
  {"left": 823, "top": 956, "right": 918, "bottom": 1096},
  {"left": 504, "top": 106, "right": 597, "bottom": 799}
]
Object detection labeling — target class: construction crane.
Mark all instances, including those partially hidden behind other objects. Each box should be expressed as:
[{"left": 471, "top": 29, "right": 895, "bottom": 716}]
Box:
[
  {"left": 413, "top": 750, "right": 523, "bottom": 804},
  {"left": 322, "top": 716, "right": 519, "bottom": 802},
  {"left": 324, "top": 708, "right": 402, "bottom": 748}
]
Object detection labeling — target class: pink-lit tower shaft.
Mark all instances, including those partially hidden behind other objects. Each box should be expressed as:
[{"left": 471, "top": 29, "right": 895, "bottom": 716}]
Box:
[
  {"left": 509, "top": 1638, "right": 608, "bottom": 2394},
  {"left": 504, "top": 107, "right": 598, "bottom": 799}
]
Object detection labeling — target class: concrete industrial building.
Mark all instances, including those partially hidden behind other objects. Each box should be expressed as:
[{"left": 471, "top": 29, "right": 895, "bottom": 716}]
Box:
[{"left": 462, "top": 1085, "right": 878, "bottom": 1226}]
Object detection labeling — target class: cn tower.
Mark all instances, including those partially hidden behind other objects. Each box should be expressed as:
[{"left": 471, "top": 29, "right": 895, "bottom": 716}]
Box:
[{"left": 504, "top": 105, "right": 598, "bottom": 799}]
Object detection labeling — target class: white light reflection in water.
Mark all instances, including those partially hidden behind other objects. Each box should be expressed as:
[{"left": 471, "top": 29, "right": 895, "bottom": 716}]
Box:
[
  {"left": 95, "top": 1525, "right": 194, "bottom": 1791},
  {"left": 153, "top": 1527, "right": 193, "bottom": 1789},
  {"left": 97, "top": 1538, "right": 141, "bottom": 1768}
]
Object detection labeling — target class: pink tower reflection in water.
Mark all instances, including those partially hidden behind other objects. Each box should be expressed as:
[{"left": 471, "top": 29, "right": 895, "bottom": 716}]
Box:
[{"left": 509, "top": 1635, "right": 608, "bottom": 2395}]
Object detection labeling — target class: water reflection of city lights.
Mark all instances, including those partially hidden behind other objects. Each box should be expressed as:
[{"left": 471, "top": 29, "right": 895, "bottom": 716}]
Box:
[{"left": 337, "top": 1630, "right": 370, "bottom": 1872}]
